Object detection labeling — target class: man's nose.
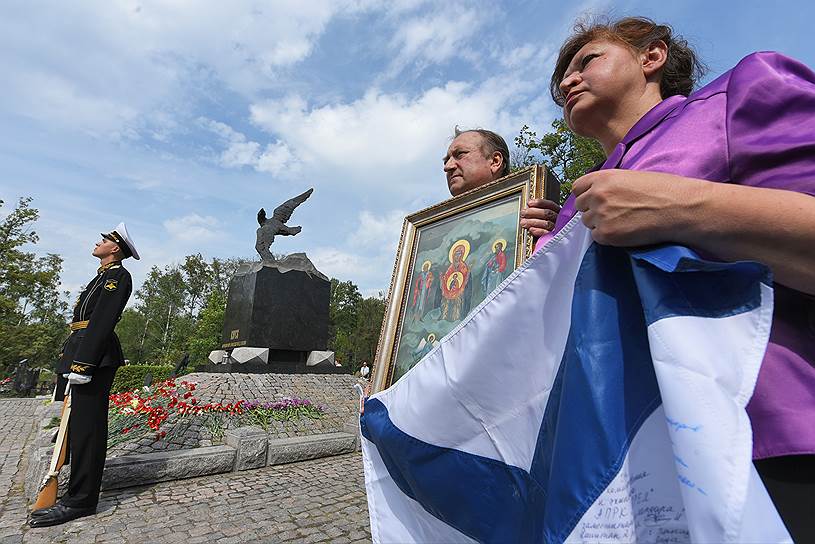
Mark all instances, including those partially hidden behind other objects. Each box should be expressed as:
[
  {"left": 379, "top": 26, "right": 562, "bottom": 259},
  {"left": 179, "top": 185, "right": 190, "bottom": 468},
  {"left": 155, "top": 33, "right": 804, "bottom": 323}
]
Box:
[{"left": 443, "top": 157, "right": 456, "bottom": 172}]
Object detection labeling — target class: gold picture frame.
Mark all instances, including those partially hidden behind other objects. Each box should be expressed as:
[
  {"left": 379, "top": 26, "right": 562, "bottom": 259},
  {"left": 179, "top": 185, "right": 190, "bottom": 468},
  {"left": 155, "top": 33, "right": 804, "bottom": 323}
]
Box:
[{"left": 371, "top": 165, "right": 558, "bottom": 392}]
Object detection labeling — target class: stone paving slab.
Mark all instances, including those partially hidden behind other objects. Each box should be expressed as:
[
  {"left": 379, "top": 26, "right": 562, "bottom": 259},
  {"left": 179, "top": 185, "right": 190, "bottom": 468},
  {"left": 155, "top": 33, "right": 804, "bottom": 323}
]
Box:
[
  {"left": 18, "top": 453, "right": 372, "bottom": 543},
  {"left": 0, "top": 398, "right": 372, "bottom": 544},
  {"left": 0, "top": 398, "right": 40, "bottom": 544}
]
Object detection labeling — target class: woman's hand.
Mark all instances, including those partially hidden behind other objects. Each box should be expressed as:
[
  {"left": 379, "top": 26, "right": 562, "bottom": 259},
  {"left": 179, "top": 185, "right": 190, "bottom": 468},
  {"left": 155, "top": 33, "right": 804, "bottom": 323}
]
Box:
[
  {"left": 572, "top": 169, "right": 702, "bottom": 246},
  {"left": 572, "top": 168, "right": 815, "bottom": 294}
]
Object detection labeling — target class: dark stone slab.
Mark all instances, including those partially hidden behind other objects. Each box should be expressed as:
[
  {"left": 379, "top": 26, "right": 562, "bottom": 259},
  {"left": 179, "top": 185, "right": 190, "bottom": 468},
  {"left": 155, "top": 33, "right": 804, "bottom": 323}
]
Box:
[
  {"left": 199, "top": 363, "right": 351, "bottom": 375},
  {"left": 221, "top": 254, "right": 330, "bottom": 352},
  {"left": 101, "top": 446, "right": 236, "bottom": 490},
  {"left": 267, "top": 432, "right": 357, "bottom": 466}
]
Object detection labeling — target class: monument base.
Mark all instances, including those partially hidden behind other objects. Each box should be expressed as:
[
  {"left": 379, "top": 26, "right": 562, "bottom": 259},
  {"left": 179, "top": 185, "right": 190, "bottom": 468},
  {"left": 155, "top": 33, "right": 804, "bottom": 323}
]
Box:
[
  {"left": 221, "top": 254, "right": 330, "bottom": 352},
  {"left": 199, "top": 363, "right": 350, "bottom": 375}
]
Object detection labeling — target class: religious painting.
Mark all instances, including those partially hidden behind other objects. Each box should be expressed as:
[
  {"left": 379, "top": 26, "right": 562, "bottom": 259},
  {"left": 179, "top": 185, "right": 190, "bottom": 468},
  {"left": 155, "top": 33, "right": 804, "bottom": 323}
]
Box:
[{"left": 371, "top": 165, "right": 559, "bottom": 392}]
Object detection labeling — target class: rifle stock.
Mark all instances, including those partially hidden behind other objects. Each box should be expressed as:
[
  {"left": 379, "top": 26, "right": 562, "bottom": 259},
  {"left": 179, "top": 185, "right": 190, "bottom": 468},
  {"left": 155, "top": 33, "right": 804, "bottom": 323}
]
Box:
[{"left": 33, "top": 386, "right": 71, "bottom": 510}]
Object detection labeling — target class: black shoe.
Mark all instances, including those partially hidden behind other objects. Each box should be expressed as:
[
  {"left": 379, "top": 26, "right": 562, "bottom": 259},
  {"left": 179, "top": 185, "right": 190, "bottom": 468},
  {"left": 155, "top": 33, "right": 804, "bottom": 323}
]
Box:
[
  {"left": 28, "top": 504, "right": 96, "bottom": 527},
  {"left": 29, "top": 504, "right": 59, "bottom": 518}
]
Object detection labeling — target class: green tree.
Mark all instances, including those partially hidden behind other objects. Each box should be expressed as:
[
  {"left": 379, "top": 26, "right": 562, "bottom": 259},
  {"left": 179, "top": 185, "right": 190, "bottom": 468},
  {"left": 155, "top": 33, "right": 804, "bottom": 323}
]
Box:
[
  {"left": 187, "top": 289, "right": 227, "bottom": 368},
  {"left": 512, "top": 119, "right": 606, "bottom": 203},
  {"left": 0, "top": 198, "right": 69, "bottom": 374},
  {"left": 350, "top": 293, "right": 386, "bottom": 371},
  {"left": 210, "top": 257, "right": 253, "bottom": 300},
  {"left": 328, "top": 278, "right": 362, "bottom": 368},
  {"left": 118, "top": 256, "right": 248, "bottom": 367},
  {"left": 132, "top": 265, "right": 188, "bottom": 364},
  {"left": 180, "top": 253, "right": 213, "bottom": 318},
  {"left": 116, "top": 308, "right": 147, "bottom": 364},
  {"left": 326, "top": 278, "right": 387, "bottom": 374}
]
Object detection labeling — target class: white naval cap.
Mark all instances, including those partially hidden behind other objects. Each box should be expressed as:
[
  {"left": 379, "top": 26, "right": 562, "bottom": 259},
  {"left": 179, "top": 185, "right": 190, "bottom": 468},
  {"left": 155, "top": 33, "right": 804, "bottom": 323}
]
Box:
[{"left": 102, "top": 222, "right": 140, "bottom": 260}]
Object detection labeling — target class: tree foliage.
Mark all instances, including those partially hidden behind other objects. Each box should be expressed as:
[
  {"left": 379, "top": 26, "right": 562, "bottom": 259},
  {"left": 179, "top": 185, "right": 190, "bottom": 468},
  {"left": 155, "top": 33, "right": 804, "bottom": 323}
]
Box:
[
  {"left": 328, "top": 279, "right": 385, "bottom": 374},
  {"left": 186, "top": 289, "right": 227, "bottom": 367},
  {"left": 512, "top": 119, "right": 606, "bottom": 203},
  {"left": 117, "top": 256, "right": 251, "bottom": 367},
  {"left": 0, "top": 198, "right": 69, "bottom": 375},
  {"left": 118, "top": 265, "right": 385, "bottom": 373}
]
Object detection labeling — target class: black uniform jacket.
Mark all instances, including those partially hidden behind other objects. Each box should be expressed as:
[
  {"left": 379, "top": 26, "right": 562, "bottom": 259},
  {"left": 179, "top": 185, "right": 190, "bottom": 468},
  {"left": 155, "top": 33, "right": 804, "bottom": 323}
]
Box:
[{"left": 57, "top": 262, "right": 132, "bottom": 376}]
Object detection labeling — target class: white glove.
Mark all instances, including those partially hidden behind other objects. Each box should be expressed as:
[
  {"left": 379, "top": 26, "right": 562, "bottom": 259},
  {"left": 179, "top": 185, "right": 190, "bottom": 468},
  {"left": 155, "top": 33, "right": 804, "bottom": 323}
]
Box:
[
  {"left": 62, "top": 373, "right": 70, "bottom": 378},
  {"left": 66, "top": 372, "right": 92, "bottom": 385}
]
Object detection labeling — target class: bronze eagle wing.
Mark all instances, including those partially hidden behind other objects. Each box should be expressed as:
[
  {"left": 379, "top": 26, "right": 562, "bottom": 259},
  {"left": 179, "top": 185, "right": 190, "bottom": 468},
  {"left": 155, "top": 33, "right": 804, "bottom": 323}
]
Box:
[{"left": 272, "top": 188, "right": 314, "bottom": 223}]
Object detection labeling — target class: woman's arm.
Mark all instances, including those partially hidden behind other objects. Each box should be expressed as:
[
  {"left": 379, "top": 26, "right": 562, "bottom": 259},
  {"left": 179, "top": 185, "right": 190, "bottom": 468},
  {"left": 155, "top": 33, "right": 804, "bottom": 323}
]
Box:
[{"left": 573, "top": 169, "right": 815, "bottom": 294}]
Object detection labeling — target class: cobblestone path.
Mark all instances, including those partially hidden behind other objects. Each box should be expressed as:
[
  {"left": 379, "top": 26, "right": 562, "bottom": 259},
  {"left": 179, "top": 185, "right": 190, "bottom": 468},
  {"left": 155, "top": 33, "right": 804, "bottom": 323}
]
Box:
[
  {"left": 0, "top": 398, "right": 372, "bottom": 544},
  {"left": 0, "top": 399, "right": 40, "bottom": 544}
]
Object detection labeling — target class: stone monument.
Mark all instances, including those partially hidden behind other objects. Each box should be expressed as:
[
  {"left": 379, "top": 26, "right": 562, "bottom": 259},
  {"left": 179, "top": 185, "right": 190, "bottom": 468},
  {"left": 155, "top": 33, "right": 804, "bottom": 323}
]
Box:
[
  {"left": 12, "top": 358, "right": 39, "bottom": 397},
  {"left": 206, "top": 188, "right": 343, "bottom": 374}
]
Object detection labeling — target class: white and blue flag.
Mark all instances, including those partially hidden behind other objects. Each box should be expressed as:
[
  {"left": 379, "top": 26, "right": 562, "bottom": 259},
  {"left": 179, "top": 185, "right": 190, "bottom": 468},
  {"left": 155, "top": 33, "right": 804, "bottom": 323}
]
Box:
[{"left": 360, "top": 215, "right": 791, "bottom": 543}]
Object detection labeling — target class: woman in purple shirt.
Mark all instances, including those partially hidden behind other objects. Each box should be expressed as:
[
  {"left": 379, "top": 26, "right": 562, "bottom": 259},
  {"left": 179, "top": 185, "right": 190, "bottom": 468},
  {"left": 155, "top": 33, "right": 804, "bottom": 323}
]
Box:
[{"left": 549, "top": 16, "right": 815, "bottom": 541}]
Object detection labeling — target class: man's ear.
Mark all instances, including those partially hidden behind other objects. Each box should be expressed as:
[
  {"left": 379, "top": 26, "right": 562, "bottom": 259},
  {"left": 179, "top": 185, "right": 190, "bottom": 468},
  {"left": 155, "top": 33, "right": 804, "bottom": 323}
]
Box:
[
  {"left": 111, "top": 244, "right": 121, "bottom": 256},
  {"left": 642, "top": 40, "right": 668, "bottom": 79},
  {"left": 490, "top": 151, "right": 504, "bottom": 175}
]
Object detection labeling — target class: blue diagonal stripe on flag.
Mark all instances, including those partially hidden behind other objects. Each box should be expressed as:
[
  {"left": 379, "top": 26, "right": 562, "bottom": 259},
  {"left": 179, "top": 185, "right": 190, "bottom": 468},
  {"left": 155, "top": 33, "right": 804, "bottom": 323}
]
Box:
[{"left": 360, "top": 216, "right": 790, "bottom": 544}]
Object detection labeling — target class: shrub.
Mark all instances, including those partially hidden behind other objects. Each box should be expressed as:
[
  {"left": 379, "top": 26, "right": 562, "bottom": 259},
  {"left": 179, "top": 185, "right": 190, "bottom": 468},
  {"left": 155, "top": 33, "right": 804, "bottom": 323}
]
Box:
[
  {"left": 111, "top": 365, "right": 173, "bottom": 394},
  {"left": 37, "top": 369, "right": 56, "bottom": 394}
]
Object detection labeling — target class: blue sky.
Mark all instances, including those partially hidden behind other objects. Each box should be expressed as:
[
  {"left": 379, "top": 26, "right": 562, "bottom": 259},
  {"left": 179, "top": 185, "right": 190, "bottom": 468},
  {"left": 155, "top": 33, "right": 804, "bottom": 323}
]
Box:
[{"left": 3, "top": 0, "right": 815, "bottom": 300}]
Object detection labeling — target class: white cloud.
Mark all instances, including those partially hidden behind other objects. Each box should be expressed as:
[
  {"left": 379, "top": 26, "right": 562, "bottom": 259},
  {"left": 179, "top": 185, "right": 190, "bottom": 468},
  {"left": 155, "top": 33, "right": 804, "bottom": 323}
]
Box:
[
  {"left": 310, "top": 246, "right": 397, "bottom": 291},
  {"left": 201, "top": 119, "right": 244, "bottom": 142},
  {"left": 0, "top": 0, "right": 575, "bottom": 300},
  {"left": 0, "top": 1, "right": 378, "bottom": 137},
  {"left": 387, "top": 6, "right": 486, "bottom": 75},
  {"left": 501, "top": 44, "right": 543, "bottom": 69},
  {"left": 163, "top": 214, "right": 220, "bottom": 242},
  {"left": 200, "top": 117, "right": 297, "bottom": 175},
  {"left": 310, "top": 248, "right": 367, "bottom": 280},
  {"left": 9, "top": 70, "right": 140, "bottom": 136},
  {"left": 247, "top": 71, "right": 559, "bottom": 205},
  {"left": 351, "top": 210, "right": 408, "bottom": 251},
  {"left": 221, "top": 141, "right": 262, "bottom": 169},
  {"left": 251, "top": 80, "right": 523, "bottom": 183},
  {"left": 310, "top": 208, "right": 410, "bottom": 291},
  {"left": 255, "top": 142, "right": 296, "bottom": 175}
]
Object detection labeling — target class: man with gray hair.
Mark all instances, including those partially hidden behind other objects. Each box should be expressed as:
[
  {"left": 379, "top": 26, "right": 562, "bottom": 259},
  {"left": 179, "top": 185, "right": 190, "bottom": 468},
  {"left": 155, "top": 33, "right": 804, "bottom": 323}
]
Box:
[{"left": 443, "top": 127, "right": 560, "bottom": 238}]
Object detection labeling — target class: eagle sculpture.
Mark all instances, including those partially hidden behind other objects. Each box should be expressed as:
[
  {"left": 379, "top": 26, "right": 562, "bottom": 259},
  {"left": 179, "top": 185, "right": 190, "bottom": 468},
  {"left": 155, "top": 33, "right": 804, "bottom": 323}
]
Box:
[{"left": 255, "top": 188, "right": 313, "bottom": 262}]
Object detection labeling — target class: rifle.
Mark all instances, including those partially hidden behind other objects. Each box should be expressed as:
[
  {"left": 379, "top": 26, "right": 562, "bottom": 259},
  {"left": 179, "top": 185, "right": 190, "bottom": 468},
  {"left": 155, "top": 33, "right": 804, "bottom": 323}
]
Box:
[{"left": 33, "top": 383, "right": 71, "bottom": 510}]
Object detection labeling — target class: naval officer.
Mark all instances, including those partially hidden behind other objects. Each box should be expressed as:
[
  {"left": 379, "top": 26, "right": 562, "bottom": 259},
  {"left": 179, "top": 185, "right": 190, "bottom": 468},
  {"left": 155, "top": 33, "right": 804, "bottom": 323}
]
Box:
[{"left": 29, "top": 223, "right": 139, "bottom": 528}]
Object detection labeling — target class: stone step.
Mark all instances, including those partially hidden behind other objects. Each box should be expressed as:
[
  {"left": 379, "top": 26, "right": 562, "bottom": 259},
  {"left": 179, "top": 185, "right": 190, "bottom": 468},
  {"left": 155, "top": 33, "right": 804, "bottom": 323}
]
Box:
[
  {"left": 267, "top": 432, "right": 357, "bottom": 466},
  {"left": 27, "top": 429, "right": 360, "bottom": 497},
  {"left": 102, "top": 445, "right": 236, "bottom": 491}
]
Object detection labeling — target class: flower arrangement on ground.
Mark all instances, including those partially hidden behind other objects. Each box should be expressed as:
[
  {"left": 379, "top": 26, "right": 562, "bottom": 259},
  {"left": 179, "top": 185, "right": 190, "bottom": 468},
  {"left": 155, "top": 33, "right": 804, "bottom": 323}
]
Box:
[{"left": 107, "top": 378, "right": 325, "bottom": 449}]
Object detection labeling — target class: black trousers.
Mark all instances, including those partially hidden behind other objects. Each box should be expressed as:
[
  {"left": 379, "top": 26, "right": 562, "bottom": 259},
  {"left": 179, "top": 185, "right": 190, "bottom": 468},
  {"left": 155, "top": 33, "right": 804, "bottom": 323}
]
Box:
[
  {"left": 57, "top": 367, "right": 117, "bottom": 509},
  {"left": 755, "top": 454, "right": 815, "bottom": 543}
]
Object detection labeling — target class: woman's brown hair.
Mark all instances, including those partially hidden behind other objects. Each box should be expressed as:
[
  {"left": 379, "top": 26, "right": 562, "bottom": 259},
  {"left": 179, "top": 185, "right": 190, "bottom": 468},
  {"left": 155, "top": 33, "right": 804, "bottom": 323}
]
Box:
[{"left": 550, "top": 16, "right": 707, "bottom": 106}]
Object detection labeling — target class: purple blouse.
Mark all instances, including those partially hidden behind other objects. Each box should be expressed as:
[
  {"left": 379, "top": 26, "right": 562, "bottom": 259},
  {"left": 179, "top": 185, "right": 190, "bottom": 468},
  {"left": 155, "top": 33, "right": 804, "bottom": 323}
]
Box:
[{"left": 538, "top": 52, "right": 815, "bottom": 459}]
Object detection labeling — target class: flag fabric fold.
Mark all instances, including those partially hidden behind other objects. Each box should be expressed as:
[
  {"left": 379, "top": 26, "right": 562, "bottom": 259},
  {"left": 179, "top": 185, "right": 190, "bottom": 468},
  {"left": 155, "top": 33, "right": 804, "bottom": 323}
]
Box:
[{"left": 361, "top": 215, "right": 791, "bottom": 544}]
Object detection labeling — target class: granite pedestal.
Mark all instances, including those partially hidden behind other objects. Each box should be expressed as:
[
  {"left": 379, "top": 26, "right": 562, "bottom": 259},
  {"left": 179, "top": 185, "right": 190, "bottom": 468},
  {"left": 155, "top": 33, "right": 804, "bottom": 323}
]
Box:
[{"left": 220, "top": 254, "right": 331, "bottom": 371}]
